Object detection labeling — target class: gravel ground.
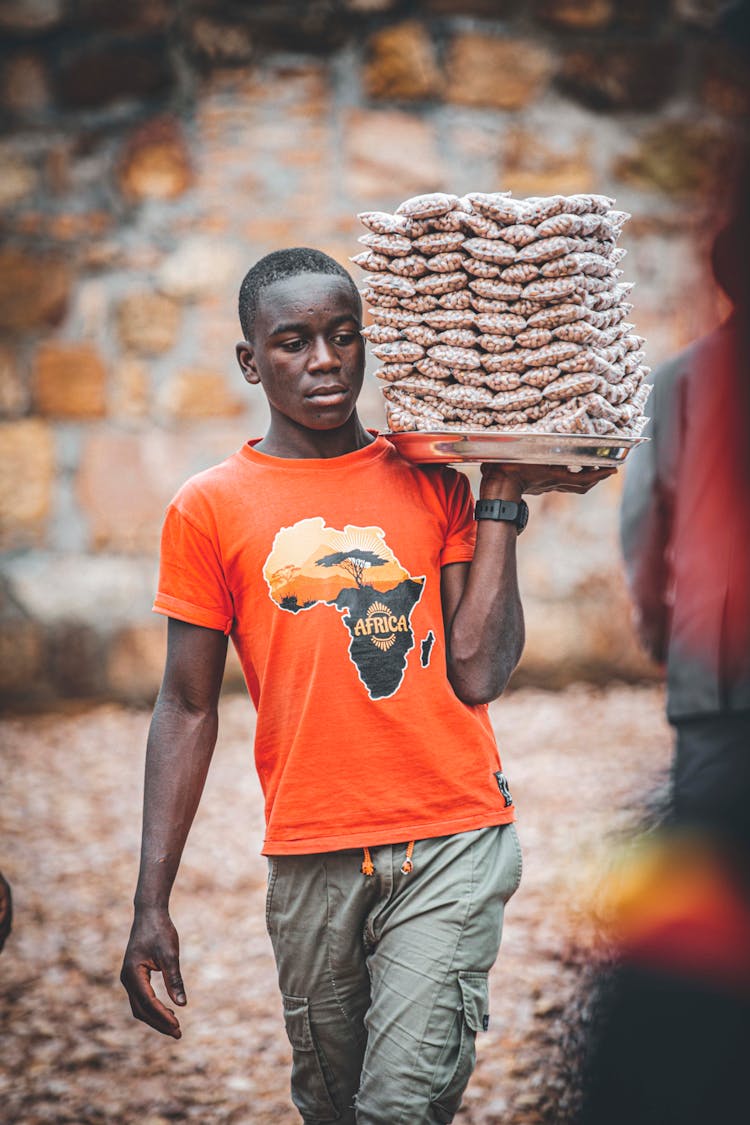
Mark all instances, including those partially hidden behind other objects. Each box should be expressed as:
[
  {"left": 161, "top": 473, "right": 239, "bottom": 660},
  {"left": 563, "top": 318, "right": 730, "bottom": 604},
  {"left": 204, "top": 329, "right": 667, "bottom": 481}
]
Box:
[{"left": 1, "top": 685, "right": 672, "bottom": 1125}]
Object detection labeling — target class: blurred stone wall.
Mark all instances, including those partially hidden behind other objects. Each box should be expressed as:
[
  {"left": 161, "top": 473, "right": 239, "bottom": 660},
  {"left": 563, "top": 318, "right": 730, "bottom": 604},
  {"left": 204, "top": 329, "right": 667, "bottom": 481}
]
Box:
[{"left": 1, "top": 0, "right": 747, "bottom": 707}]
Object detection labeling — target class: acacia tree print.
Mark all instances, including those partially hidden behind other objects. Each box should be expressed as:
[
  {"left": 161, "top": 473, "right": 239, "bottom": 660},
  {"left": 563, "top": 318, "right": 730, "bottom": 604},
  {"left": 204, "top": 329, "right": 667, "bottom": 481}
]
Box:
[{"left": 315, "top": 549, "right": 387, "bottom": 588}]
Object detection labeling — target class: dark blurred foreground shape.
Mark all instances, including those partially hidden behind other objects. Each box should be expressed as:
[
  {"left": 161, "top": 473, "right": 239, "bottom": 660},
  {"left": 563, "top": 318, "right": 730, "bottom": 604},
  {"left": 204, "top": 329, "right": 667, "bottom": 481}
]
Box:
[
  {"left": 581, "top": 7, "right": 750, "bottom": 1116},
  {"left": 577, "top": 828, "right": 750, "bottom": 1125}
]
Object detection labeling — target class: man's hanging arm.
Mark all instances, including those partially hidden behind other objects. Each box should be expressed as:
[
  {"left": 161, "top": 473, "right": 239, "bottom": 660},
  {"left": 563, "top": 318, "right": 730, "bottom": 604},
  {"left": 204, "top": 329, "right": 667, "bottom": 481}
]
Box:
[{"left": 120, "top": 618, "right": 228, "bottom": 1039}]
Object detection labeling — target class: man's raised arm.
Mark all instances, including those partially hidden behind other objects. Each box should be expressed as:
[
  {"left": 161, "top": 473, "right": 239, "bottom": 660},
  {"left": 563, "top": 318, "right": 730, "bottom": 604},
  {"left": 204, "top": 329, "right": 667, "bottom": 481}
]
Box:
[
  {"left": 443, "top": 462, "right": 615, "bottom": 706},
  {"left": 120, "top": 618, "right": 228, "bottom": 1039}
]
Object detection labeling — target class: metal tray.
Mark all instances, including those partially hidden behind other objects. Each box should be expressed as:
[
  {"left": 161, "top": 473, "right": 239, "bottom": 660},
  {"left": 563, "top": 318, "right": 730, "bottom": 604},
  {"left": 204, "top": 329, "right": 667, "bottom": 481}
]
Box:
[{"left": 386, "top": 430, "right": 645, "bottom": 468}]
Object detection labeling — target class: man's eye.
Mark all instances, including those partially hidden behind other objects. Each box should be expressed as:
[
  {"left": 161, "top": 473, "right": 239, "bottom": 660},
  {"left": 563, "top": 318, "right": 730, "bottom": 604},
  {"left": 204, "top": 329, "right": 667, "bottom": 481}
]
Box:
[
  {"left": 332, "top": 332, "right": 357, "bottom": 346},
  {"left": 282, "top": 339, "right": 305, "bottom": 352}
]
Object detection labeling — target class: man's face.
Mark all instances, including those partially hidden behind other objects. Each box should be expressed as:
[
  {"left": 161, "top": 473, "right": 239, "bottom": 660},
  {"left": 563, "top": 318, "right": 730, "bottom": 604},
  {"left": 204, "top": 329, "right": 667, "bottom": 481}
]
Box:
[{"left": 239, "top": 273, "right": 365, "bottom": 432}]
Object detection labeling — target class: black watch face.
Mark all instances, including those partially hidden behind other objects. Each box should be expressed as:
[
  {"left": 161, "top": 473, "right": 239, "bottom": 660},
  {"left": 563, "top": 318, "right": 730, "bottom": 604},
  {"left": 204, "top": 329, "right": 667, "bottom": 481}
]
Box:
[{"left": 517, "top": 501, "right": 529, "bottom": 532}]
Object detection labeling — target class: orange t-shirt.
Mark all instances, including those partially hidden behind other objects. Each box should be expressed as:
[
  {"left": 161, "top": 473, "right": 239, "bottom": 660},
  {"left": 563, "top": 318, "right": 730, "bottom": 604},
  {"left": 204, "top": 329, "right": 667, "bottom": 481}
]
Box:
[{"left": 154, "top": 434, "right": 515, "bottom": 854}]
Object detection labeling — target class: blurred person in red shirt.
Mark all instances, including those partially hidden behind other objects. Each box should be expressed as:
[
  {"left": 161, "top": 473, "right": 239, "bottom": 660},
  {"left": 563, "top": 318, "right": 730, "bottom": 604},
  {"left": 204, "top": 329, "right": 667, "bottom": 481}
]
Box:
[
  {"left": 620, "top": 214, "right": 750, "bottom": 848},
  {"left": 579, "top": 149, "right": 750, "bottom": 1125}
]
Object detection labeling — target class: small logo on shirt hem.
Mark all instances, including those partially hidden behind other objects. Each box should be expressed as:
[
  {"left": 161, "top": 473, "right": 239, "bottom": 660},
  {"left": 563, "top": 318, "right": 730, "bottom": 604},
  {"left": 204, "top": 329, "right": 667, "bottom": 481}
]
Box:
[{"left": 494, "top": 771, "right": 513, "bottom": 808}]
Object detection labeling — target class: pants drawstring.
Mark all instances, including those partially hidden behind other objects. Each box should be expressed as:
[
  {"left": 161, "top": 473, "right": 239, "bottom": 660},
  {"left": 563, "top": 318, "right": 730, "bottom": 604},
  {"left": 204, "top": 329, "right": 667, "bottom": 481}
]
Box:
[{"left": 361, "top": 841, "right": 416, "bottom": 878}]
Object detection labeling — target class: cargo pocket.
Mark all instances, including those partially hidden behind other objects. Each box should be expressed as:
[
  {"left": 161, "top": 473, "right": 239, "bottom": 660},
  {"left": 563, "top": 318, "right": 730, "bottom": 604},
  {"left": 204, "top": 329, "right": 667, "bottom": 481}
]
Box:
[
  {"left": 507, "top": 822, "right": 523, "bottom": 899},
  {"left": 431, "top": 972, "right": 490, "bottom": 1123},
  {"left": 281, "top": 993, "right": 338, "bottom": 1122},
  {"left": 265, "top": 857, "right": 278, "bottom": 931}
]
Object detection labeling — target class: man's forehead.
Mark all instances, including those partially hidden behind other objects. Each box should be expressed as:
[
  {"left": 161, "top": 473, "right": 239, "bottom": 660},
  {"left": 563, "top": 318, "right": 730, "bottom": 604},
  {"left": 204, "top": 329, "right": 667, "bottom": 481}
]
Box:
[{"left": 257, "top": 273, "right": 358, "bottom": 327}]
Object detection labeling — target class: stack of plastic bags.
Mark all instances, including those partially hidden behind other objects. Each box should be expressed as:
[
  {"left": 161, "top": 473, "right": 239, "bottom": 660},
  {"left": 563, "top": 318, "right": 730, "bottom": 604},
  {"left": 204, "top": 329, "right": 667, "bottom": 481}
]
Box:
[{"left": 352, "top": 191, "right": 650, "bottom": 436}]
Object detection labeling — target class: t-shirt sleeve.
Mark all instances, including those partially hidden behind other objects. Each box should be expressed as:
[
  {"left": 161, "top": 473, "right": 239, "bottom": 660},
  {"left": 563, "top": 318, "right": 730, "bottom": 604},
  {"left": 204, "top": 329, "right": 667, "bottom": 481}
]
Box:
[
  {"left": 440, "top": 468, "right": 477, "bottom": 566},
  {"left": 153, "top": 503, "right": 234, "bottom": 634}
]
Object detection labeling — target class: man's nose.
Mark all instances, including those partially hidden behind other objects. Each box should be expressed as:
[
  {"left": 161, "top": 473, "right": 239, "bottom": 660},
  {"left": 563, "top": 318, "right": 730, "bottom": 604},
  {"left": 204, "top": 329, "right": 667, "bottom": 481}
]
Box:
[{"left": 308, "top": 337, "right": 340, "bottom": 371}]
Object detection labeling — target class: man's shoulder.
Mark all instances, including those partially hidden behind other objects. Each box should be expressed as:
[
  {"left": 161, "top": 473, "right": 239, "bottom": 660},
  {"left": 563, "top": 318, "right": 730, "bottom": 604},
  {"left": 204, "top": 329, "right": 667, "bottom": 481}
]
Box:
[
  {"left": 382, "top": 439, "right": 467, "bottom": 488},
  {"left": 653, "top": 322, "right": 731, "bottom": 388},
  {"left": 381, "top": 444, "right": 471, "bottom": 516},
  {"left": 170, "top": 448, "right": 248, "bottom": 514}
]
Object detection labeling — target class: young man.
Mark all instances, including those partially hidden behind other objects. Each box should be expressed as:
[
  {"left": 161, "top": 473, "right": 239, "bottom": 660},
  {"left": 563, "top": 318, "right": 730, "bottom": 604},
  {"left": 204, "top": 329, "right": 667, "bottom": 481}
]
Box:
[{"left": 121, "top": 248, "right": 612, "bottom": 1124}]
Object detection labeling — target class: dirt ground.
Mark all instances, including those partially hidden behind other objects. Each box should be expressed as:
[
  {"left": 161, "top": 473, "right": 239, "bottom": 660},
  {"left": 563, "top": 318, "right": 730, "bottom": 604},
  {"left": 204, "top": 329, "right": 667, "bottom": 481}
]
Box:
[{"left": 1, "top": 685, "right": 672, "bottom": 1125}]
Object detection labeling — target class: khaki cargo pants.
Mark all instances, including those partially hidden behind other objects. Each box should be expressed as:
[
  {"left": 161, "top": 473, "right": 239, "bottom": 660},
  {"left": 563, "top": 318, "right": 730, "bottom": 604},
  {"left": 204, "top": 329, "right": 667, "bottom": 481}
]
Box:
[{"left": 265, "top": 823, "right": 522, "bottom": 1124}]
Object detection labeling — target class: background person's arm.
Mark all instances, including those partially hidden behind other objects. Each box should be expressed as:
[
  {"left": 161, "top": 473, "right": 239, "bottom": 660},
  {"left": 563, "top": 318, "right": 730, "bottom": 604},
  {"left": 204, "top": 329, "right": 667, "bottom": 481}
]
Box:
[
  {"left": 620, "top": 361, "right": 682, "bottom": 665},
  {"left": 120, "top": 618, "right": 228, "bottom": 1039},
  {"left": 442, "top": 463, "right": 615, "bottom": 705}
]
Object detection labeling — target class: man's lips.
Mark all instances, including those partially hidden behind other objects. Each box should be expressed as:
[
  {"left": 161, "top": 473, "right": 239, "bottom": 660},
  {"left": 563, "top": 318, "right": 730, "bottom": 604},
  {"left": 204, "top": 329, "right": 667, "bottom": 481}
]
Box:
[{"left": 306, "top": 384, "right": 350, "bottom": 404}]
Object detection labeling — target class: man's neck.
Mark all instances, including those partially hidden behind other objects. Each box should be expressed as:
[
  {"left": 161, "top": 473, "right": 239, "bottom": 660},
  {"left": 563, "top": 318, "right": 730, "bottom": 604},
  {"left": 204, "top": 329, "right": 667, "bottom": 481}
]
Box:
[{"left": 255, "top": 412, "right": 376, "bottom": 459}]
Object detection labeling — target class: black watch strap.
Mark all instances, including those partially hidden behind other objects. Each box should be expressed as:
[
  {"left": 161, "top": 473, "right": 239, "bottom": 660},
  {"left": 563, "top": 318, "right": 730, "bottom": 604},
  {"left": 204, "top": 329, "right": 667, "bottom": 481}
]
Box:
[{"left": 474, "top": 498, "right": 529, "bottom": 533}]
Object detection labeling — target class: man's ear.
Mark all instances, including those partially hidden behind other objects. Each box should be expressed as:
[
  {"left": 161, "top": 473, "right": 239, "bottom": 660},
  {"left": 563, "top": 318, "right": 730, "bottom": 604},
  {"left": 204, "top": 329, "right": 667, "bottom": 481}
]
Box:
[{"left": 236, "top": 341, "right": 260, "bottom": 385}]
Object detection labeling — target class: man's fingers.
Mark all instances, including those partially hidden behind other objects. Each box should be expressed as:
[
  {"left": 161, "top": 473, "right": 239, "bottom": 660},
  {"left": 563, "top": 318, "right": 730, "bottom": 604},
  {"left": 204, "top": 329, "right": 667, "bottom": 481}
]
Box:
[
  {"left": 129, "top": 987, "right": 182, "bottom": 1038},
  {"left": 523, "top": 466, "right": 617, "bottom": 494},
  {"left": 131, "top": 996, "right": 182, "bottom": 1039},
  {"left": 121, "top": 960, "right": 183, "bottom": 1038},
  {"left": 164, "top": 963, "right": 187, "bottom": 1007}
]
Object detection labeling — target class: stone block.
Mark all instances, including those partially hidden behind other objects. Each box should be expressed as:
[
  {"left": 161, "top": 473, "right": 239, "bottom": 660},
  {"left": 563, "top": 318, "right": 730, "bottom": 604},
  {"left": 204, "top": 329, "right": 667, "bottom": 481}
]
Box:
[
  {"left": 517, "top": 576, "right": 655, "bottom": 687},
  {"left": 189, "top": 16, "right": 255, "bottom": 64},
  {"left": 157, "top": 238, "right": 243, "bottom": 302},
  {"left": 502, "top": 127, "right": 595, "bottom": 196},
  {"left": 0, "top": 615, "right": 43, "bottom": 701},
  {"left": 511, "top": 479, "right": 658, "bottom": 685},
  {"left": 445, "top": 34, "right": 553, "bottom": 109},
  {"left": 534, "top": 0, "right": 613, "bottom": 28},
  {"left": 0, "top": 52, "right": 50, "bottom": 116},
  {"left": 3, "top": 553, "right": 157, "bottom": 627},
  {"left": 56, "top": 38, "right": 174, "bottom": 110},
  {"left": 0, "top": 346, "right": 28, "bottom": 418},
  {"left": 158, "top": 369, "right": 246, "bottom": 420},
  {"left": 107, "top": 622, "right": 165, "bottom": 702},
  {"left": 77, "top": 430, "right": 169, "bottom": 553},
  {"left": 46, "top": 211, "right": 112, "bottom": 242},
  {"left": 422, "top": 0, "right": 521, "bottom": 13},
  {"left": 76, "top": 424, "right": 251, "bottom": 553},
  {"left": 0, "top": 249, "right": 70, "bottom": 333},
  {"left": 364, "top": 21, "right": 441, "bottom": 102},
  {"left": 111, "top": 358, "right": 150, "bottom": 418},
  {"left": 73, "top": 0, "right": 170, "bottom": 32},
  {"left": 612, "top": 0, "right": 670, "bottom": 27},
  {"left": 557, "top": 44, "right": 681, "bottom": 112},
  {"left": 344, "top": 109, "right": 444, "bottom": 202},
  {"left": 0, "top": 147, "right": 38, "bottom": 209},
  {"left": 346, "top": 0, "right": 399, "bottom": 7},
  {"left": 614, "top": 121, "right": 732, "bottom": 199},
  {"left": 44, "top": 143, "right": 70, "bottom": 196},
  {"left": 32, "top": 343, "right": 107, "bottom": 419},
  {"left": 46, "top": 622, "right": 107, "bottom": 698},
  {"left": 0, "top": 419, "right": 55, "bottom": 550},
  {"left": 115, "top": 291, "right": 181, "bottom": 356},
  {"left": 117, "top": 117, "right": 192, "bottom": 202},
  {"left": 242, "top": 216, "right": 307, "bottom": 250},
  {"left": 0, "top": 0, "right": 62, "bottom": 32},
  {"left": 196, "top": 304, "right": 249, "bottom": 363},
  {"left": 243, "top": 1, "right": 351, "bottom": 52}
]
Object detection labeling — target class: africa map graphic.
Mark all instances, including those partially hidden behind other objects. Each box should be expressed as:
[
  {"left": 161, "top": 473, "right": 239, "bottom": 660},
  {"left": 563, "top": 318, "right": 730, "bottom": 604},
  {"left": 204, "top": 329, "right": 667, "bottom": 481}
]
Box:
[{"left": 263, "top": 518, "right": 426, "bottom": 700}]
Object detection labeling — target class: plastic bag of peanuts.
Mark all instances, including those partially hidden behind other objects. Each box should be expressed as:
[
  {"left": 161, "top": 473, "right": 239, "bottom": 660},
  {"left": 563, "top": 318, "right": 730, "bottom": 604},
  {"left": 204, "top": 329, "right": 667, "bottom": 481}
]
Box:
[{"left": 352, "top": 190, "right": 650, "bottom": 446}]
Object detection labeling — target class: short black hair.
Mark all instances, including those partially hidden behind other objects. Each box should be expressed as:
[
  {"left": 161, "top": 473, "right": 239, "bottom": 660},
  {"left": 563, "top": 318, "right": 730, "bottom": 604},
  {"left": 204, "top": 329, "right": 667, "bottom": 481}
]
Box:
[{"left": 238, "top": 247, "right": 361, "bottom": 340}]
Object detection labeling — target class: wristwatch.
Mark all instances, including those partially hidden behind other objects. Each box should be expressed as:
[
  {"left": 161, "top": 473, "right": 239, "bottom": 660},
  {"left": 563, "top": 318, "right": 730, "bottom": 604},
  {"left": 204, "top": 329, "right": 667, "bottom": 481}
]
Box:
[{"left": 474, "top": 498, "right": 529, "bottom": 533}]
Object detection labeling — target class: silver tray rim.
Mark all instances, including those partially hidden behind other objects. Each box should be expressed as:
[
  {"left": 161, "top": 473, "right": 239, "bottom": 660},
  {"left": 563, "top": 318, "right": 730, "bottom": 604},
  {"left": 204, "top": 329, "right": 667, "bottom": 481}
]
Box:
[{"left": 385, "top": 430, "right": 646, "bottom": 467}]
